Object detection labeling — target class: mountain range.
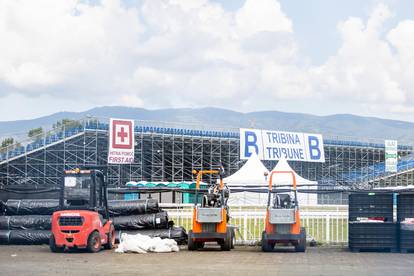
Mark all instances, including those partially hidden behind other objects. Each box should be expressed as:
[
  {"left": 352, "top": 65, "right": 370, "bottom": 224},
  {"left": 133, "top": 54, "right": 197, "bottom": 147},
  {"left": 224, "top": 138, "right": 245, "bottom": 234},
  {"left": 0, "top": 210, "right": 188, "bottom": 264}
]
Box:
[{"left": 1, "top": 106, "right": 414, "bottom": 144}]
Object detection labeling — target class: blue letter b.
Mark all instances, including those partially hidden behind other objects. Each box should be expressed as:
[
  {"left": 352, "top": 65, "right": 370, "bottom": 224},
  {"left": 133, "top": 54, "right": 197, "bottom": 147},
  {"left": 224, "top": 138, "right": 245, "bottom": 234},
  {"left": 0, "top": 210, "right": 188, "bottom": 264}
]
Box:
[
  {"left": 245, "top": 131, "right": 259, "bottom": 158},
  {"left": 308, "top": 136, "right": 321, "bottom": 160}
]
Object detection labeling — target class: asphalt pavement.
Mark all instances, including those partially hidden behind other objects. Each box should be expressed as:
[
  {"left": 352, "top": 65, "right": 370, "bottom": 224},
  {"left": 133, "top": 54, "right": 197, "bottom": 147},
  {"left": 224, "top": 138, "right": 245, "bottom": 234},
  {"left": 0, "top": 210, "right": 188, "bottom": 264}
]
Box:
[{"left": 0, "top": 245, "right": 413, "bottom": 276}]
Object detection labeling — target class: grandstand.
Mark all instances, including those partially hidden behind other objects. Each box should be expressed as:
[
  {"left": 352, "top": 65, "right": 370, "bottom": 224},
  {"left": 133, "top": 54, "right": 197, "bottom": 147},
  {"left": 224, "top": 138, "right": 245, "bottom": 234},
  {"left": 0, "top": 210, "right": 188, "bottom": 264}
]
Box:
[{"left": 1, "top": 117, "right": 414, "bottom": 204}]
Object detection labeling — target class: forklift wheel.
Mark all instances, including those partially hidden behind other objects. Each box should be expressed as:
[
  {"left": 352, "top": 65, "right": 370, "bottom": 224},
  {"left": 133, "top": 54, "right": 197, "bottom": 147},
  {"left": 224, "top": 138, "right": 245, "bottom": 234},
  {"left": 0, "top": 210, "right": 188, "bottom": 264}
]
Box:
[
  {"left": 104, "top": 224, "right": 115, "bottom": 250},
  {"left": 231, "top": 228, "right": 235, "bottom": 249},
  {"left": 220, "top": 228, "right": 232, "bottom": 251},
  {"left": 261, "top": 231, "right": 274, "bottom": 252},
  {"left": 294, "top": 227, "right": 306, "bottom": 253},
  {"left": 87, "top": 231, "right": 102, "bottom": 253},
  {"left": 188, "top": 230, "right": 198, "bottom": 251},
  {"left": 49, "top": 234, "right": 64, "bottom": 253}
]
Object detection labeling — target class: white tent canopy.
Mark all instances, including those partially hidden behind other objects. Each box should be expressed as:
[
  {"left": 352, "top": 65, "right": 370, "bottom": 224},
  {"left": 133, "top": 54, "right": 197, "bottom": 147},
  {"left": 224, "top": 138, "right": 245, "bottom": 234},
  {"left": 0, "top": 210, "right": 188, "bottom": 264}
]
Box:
[
  {"left": 225, "top": 156, "right": 318, "bottom": 206},
  {"left": 270, "top": 159, "right": 317, "bottom": 186},
  {"left": 224, "top": 153, "right": 269, "bottom": 205},
  {"left": 224, "top": 153, "right": 269, "bottom": 185}
]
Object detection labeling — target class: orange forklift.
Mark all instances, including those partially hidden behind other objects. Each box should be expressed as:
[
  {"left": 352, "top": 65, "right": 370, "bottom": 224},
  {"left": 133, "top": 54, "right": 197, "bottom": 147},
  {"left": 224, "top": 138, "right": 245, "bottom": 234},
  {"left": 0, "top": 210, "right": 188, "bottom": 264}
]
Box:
[
  {"left": 187, "top": 168, "right": 233, "bottom": 251},
  {"left": 49, "top": 168, "right": 115, "bottom": 253},
  {"left": 261, "top": 170, "right": 306, "bottom": 252}
]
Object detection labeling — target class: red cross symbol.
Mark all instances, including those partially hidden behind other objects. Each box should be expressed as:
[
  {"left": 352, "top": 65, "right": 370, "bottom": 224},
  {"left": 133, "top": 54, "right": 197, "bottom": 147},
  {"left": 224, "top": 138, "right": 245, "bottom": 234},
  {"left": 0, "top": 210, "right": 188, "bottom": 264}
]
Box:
[
  {"left": 117, "top": 127, "right": 128, "bottom": 142},
  {"left": 112, "top": 120, "right": 133, "bottom": 149}
]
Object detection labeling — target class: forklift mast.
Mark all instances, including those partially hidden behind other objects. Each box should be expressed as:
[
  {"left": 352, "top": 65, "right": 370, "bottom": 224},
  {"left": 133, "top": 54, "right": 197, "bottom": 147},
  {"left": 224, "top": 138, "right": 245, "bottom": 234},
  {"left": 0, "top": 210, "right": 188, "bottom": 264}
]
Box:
[{"left": 60, "top": 169, "right": 109, "bottom": 219}]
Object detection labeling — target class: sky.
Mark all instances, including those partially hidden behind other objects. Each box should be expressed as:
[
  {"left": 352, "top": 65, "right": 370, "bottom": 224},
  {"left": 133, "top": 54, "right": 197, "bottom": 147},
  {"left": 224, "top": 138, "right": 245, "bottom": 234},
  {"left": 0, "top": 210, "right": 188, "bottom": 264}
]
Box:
[{"left": 0, "top": 0, "right": 414, "bottom": 122}]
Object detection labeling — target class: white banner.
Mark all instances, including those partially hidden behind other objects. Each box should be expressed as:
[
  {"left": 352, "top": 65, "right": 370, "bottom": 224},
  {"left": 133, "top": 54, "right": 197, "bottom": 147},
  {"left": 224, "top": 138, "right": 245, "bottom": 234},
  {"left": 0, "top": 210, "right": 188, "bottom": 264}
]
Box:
[
  {"left": 240, "top": 128, "right": 325, "bottom": 162},
  {"left": 108, "top": 118, "right": 135, "bottom": 164},
  {"left": 385, "top": 140, "right": 398, "bottom": 172}
]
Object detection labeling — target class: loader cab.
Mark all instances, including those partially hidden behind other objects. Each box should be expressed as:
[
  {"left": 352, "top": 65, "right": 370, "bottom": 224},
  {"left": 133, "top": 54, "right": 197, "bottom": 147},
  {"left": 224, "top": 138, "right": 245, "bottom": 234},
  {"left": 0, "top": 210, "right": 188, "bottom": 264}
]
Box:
[
  {"left": 201, "top": 181, "right": 230, "bottom": 208},
  {"left": 272, "top": 193, "right": 295, "bottom": 209},
  {"left": 60, "top": 169, "right": 109, "bottom": 219}
]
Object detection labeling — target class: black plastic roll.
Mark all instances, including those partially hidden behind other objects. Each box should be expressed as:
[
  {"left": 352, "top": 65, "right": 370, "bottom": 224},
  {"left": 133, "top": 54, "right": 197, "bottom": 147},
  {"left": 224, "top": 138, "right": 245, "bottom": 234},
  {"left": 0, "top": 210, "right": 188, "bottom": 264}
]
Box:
[
  {"left": 4, "top": 199, "right": 59, "bottom": 216},
  {"left": 116, "top": 226, "right": 188, "bottom": 245},
  {"left": 10, "top": 230, "right": 50, "bottom": 245},
  {"left": 0, "top": 215, "right": 52, "bottom": 230},
  {"left": 112, "top": 212, "right": 169, "bottom": 230},
  {"left": 108, "top": 199, "right": 160, "bottom": 216},
  {"left": 0, "top": 230, "right": 50, "bottom": 245},
  {"left": 3, "top": 199, "right": 160, "bottom": 216},
  {"left": 0, "top": 230, "right": 10, "bottom": 244},
  {"left": 0, "top": 201, "right": 4, "bottom": 215}
]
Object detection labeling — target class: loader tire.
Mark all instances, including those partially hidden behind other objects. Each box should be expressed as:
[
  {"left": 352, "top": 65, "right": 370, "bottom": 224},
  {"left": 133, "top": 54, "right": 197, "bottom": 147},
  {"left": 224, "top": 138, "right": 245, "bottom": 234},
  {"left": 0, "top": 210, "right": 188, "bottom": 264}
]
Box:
[
  {"left": 261, "top": 231, "right": 274, "bottom": 252},
  {"left": 295, "top": 227, "right": 306, "bottom": 252},
  {"left": 188, "top": 230, "right": 197, "bottom": 251},
  {"left": 221, "top": 228, "right": 232, "bottom": 251}
]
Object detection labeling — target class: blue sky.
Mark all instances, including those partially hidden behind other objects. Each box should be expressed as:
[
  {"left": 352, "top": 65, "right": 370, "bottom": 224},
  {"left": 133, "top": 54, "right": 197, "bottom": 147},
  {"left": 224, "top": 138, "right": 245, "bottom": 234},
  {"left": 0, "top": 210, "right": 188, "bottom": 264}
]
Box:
[
  {"left": 280, "top": 0, "right": 414, "bottom": 64},
  {"left": 215, "top": 0, "right": 414, "bottom": 64},
  {"left": 0, "top": 0, "right": 413, "bottom": 122}
]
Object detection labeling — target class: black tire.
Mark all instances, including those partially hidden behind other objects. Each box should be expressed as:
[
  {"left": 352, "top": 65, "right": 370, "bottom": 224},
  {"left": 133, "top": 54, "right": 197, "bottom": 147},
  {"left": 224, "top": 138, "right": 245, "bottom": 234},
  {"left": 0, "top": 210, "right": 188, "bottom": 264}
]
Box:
[
  {"left": 49, "top": 234, "right": 64, "bottom": 253},
  {"left": 261, "top": 231, "right": 274, "bottom": 252},
  {"left": 197, "top": 242, "right": 205, "bottom": 249},
  {"left": 220, "top": 228, "right": 232, "bottom": 251},
  {"left": 87, "top": 231, "right": 102, "bottom": 253},
  {"left": 104, "top": 224, "right": 115, "bottom": 250},
  {"left": 231, "top": 228, "right": 235, "bottom": 249},
  {"left": 188, "top": 230, "right": 197, "bottom": 251},
  {"left": 295, "top": 227, "right": 306, "bottom": 252}
]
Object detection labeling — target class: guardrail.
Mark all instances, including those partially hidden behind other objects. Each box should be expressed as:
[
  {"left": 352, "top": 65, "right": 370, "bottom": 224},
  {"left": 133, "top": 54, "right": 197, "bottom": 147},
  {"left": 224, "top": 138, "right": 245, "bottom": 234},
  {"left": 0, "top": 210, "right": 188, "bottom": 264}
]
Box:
[{"left": 165, "top": 205, "right": 348, "bottom": 245}]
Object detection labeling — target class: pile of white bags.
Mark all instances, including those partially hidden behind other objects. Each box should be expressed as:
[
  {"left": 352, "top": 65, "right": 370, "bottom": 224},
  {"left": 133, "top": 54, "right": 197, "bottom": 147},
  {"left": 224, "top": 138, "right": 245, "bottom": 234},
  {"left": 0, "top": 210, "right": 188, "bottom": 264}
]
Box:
[{"left": 115, "top": 233, "right": 179, "bottom": 254}]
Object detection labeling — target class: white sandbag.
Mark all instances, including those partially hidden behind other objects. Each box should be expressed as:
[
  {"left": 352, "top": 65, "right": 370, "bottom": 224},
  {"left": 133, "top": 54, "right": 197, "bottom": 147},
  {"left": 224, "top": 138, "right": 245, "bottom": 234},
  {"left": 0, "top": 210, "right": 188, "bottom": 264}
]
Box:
[
  {"left": 402, "top": 218, "right": 414, "bottom": 224},
  {"left": 115, "top": 233, "right": 179, "bottom": 254}
]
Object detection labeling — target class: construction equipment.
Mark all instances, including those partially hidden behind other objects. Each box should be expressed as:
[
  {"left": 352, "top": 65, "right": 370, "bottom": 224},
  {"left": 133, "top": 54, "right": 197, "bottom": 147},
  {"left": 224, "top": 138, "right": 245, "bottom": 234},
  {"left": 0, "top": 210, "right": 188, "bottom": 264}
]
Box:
[
  {"left": 49, "top": 168, "right": 115, "bottom": 253},
  {"left": 261, "top": 170, "right": 306, "bottom": 252},
  {"left": 187, "top": 168, "right": 233, "bottom": 251}
]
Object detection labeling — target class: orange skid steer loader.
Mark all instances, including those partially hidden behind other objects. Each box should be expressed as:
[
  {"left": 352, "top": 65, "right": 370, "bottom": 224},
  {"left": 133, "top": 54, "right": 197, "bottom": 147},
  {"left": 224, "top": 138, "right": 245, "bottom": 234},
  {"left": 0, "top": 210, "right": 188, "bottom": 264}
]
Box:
[
  {"left": 261, "top": 170, "right": 306, "bottom": 252},
  {"left": 187, "top": 168, "right": 234, "bottom": 251}
]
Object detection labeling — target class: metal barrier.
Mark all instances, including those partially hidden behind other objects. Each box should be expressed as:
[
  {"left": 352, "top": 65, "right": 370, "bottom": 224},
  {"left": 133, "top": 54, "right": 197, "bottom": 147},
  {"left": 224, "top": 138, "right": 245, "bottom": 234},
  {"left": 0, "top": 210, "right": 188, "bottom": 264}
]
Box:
[{"left": 165, "top": 205, "right": 348, "bottom": 245}]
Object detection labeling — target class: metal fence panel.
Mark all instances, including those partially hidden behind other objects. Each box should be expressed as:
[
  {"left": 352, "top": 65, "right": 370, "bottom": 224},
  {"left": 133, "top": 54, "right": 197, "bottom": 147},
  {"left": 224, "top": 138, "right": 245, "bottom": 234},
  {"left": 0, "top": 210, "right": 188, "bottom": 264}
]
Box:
[{"left": 165, "top": 205, "right": 348, "bottom": 245}]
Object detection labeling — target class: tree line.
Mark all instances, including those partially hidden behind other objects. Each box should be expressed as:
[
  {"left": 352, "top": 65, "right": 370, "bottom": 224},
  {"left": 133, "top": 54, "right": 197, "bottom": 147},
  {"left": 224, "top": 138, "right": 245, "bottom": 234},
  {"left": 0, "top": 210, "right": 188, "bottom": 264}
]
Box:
[{"left": 1, "top": 118, "right": 83, "bottom": 152}]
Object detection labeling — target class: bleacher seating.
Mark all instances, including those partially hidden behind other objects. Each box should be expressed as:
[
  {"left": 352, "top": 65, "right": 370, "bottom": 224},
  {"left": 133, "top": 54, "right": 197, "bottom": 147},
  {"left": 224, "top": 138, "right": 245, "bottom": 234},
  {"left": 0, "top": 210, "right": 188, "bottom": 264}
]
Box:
[
  {"left": 342, "top": 156, "right": 414, "bottom": 184},
  {"left": 1, "top": 119, "right": 413, "bottom": 168}
]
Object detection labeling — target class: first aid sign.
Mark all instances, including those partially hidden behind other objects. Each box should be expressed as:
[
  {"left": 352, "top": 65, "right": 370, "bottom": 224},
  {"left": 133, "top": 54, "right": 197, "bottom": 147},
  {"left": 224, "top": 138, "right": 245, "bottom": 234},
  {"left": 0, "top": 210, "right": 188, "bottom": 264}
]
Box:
[{"left": 108, "top": 118, "right": 135, "bottom": 164}]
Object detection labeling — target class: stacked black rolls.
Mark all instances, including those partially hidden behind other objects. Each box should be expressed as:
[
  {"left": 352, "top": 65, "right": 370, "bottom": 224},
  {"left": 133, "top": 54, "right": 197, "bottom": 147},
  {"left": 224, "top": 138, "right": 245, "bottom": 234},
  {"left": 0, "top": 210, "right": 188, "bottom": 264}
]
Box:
[
  {"left": 0, "top": 199, "right": 187, "bottom": 245},
  {"left": 0, "top": 200, "right": 55, "bottom": 244},
  {"left": 109, "top": 199, "right": 187, "bottom": 244}
]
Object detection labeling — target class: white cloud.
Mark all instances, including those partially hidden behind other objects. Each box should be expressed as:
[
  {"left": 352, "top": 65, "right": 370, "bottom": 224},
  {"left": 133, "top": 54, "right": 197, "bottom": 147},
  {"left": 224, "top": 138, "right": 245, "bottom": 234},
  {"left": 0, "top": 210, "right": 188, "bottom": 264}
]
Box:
[
  {"left": 310, "top": 4, "right": 414, "bottom": 118},
  {"left": 235, "top": 0, "right": 292, "bottom": 36},
  {"left": 0, "top": 0, "right": 144, "bottom": 96},
  {"left": 0, "top": 1, "right": 413, "bottom": 121}
]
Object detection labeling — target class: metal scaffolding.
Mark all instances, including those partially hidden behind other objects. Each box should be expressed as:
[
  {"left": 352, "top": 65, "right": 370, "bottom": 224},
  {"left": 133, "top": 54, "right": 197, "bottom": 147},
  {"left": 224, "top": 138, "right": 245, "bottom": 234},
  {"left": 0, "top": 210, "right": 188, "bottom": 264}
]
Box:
[{"left": 1, "top": 117, "right": 413, "bottom": 204}]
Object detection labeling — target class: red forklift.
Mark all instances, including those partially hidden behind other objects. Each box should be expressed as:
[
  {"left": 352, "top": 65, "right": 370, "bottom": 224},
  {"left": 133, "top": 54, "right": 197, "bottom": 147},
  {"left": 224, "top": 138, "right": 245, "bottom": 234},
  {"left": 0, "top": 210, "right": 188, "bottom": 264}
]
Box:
[
  {"left": 49, "top": 168, "right": 115, "bottom": 253},
  {"left": 261, "top": 170, "right": 306, "bottom": 252},
  {"left": 187, "top": 168, "right": 234, "bottom": 251}
]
